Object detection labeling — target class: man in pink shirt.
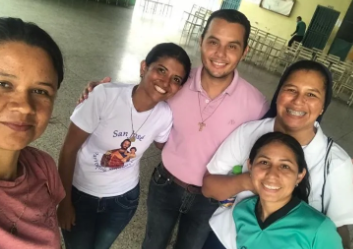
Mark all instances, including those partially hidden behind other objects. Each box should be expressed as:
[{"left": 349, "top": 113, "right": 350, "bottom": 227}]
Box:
[
  {"left": 142, "top": 10, "right": 268, "bottom": 249},
  {"left": 80, "top": 9, "right": 269, "bottom": 249}
]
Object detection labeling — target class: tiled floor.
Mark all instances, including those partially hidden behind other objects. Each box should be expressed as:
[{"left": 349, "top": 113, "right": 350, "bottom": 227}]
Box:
[{"left": 1, "top": 0, "right": 353, "bottom": 248}]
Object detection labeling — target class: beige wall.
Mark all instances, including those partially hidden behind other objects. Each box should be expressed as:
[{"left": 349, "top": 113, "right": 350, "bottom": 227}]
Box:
[{"left": 237, "top": 0, "right": 351, "bottom": 51}]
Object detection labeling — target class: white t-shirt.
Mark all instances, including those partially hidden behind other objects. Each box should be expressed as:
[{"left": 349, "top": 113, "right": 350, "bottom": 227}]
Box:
[
  {"left": 207, "top": 118, "right": 353, "bottom": 248},
  {"left": 70, "top": 83, "right": 172, "bottom": 197}
]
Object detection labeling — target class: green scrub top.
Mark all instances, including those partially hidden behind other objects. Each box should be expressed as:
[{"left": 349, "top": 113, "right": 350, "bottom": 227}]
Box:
[{"left": 233, "top": 196, "right": 343, "bottom": 249}]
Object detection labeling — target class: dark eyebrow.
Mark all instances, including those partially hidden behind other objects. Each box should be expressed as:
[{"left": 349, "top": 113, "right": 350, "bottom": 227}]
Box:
[
  {"left": 229, "top": 40, "right": 243, "bottom": 47},
  {"left": 0, "top": 71, "right": 56, "bottom": 90},
  {"left": 279, "top": 159, "right": 294, "bottom": 164},
  {"left": 174, "top": 75, "right": 183, "bottom": 81},
  {"left": 158, "top": 64, "right": 183, "bottom": 79},
  {"left": 257, "top": 155, "right": 270, "bottom": 160},
  {"left": 0, "top": 72, "right": 17, "bottom": 78},
  {"left": 283, "top": 83, "right": 297, "bottom": 88},
  {"left": 207, "top": 35, "right": 243, "bottom": 47},
  {"left": 38, "top": 82, "right": 56, "bottom": 90},
  {"left": 309, "top": 88, "right": 321, "bottom": 94},
  {"left": 158, "top": 64, "right": 168, "bottom": 71},
  {"left": 258, "top": 155, "right": 294, "bottom": 164},
  {"left": 283, "top": 83, "right": 322, "bottom": 94},
  {"left": 207, "top": 35, "right": 220, "bottom": 41}
]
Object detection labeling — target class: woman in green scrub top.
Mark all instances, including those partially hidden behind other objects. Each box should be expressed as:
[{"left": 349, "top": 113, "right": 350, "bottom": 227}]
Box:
[{"left": 233, "top": 132, "right": 342, "bottom": 249}]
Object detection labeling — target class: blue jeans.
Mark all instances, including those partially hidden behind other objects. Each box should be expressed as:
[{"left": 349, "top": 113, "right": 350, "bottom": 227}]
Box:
[
  {"left": 142, "top": 163, "right": 219, "bottom": 249},
  {"left": 62, "top": 183, "right": 139, "bottom": 249},
  {"left": 202, "top": 231, "right": 226, "bottom": 249}
]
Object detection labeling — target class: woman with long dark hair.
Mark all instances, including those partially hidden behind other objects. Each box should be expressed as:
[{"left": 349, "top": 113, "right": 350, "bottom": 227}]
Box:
[
  {"left": 233, "top": 132, "right": 342, "bottom": 248},
  {"left": 203, "top": 60, "right": 353, "bottom": 248}
]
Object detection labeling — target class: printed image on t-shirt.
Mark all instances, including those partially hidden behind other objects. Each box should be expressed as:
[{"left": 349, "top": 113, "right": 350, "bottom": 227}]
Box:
[{"left": 96, "top": 138, "right": 138, "bottom": 171}]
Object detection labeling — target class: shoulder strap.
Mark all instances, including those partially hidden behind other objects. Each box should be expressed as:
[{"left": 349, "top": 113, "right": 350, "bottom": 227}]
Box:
[{"left": 321, "top": 137, "right": 333, "bottom": 214}]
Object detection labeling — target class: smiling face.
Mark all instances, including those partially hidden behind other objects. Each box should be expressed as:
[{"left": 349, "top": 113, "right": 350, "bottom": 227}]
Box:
[
  {"left": 140, "top": 57, "right": 185, "bottom": 103},
  {"left": 0, "top": 41, "right": 58, "bottom": 151},
  {"left": 249, "top": 141, "right": 306, "bottom": 205},
  {"left": 200, "top": 18, "right": 248, "bottom": 80},
  {"left": 276, "top": 70, "right": 326, "bottom": 132}
]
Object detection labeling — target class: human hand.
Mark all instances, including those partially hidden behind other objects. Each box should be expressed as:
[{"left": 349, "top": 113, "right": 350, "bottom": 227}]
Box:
[
  {"left": 57, "top": 199, "right": 76, "bottom": 231},
  {"left": 77, "top": 76, "right": 111, "bottom": 104}
]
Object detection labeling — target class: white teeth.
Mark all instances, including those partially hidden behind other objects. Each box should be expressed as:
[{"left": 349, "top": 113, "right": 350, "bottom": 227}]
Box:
[
  {"left": 212, "top": 61, "right": 226, "bottom": 66},
  {"left": 287, "top": 109, "right": 306, "bottom": 116},
  {"left": 264, "top": 184, "right": 280, "bottom": 190},
  {"left": 154, "top": 85, "right": 166, "bottom": 94}
]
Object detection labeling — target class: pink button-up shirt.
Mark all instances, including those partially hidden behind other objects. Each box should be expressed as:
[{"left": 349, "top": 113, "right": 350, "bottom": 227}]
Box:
[{"left": 162, "top": 66, "right": 269, "bottom": 186}]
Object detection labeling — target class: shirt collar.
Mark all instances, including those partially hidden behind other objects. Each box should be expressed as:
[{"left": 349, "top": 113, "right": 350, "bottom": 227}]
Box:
[
  {"left": 255, "top": 196, "right": 301, "bottom": 230},
  {"left": 269, "top": 118, "right": 327, "bottom": 155},
  {"left": 189, "top": 66, "right": 240, "bottom": 95},
  {"left": 303, "top": 122, "right": 327, "bottom": 155},
  {"left": 0, "top": 149, "right": 28, "bottom": 188}
]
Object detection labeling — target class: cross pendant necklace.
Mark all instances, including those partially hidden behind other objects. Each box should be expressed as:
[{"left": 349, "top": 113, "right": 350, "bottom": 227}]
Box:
[
  {"left": 197, "top": 92, "right": 226, "bottom": 132},
  {"left": 10, "top": 223, "right": 18, "bottom": 235},
  {"left": 0, "top": 169, "right": 29, "bottom": 236},
  {"left": 198, "top": 122, "right": 206, "bottom": 131},
  {"left": 130, "top": 106, "right": 153, "bottom": 142}
]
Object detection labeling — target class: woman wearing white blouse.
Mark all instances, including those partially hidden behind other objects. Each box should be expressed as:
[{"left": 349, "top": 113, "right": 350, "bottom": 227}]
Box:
[{"left": 203, "top": 60, "right": 353, "bottom": 249}]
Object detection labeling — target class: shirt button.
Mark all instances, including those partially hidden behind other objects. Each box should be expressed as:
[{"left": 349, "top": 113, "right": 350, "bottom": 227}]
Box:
[{"left": 205, "top": 99, "right": 209, "bottom": 103}]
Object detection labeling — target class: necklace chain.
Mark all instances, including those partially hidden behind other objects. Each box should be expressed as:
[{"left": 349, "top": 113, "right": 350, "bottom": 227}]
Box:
[
  {"left": 198, "top": 92, "right": 226, "bottom": 131},
  {"left": 0, "top": 166, "right": 29, "bottom": 235},
  {"left": 130, "top": 86, "right": 153, "bottom": 141}
]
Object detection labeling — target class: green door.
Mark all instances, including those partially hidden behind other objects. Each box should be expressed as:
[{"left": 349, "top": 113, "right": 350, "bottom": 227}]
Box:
[
  {"left": 302, "top": 6, "right": 340, "bottom": 49},
  {"left": 329, "top": 38, "right": 352, "bottom": 60},
  {"left": 221, "top": 0, "right": 242, "bottom": 10}
]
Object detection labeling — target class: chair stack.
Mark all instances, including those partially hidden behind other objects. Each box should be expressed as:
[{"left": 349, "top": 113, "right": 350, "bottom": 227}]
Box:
[
  {"left": 140, "top": 0, "right": 173, "bottom": 16},
  {"left": 334, "top": 62, "right": 353, "bottom": 106},
  {"left": 179, "top": 5, "right": 212, "bottom": 46},
  {"left": 242, "top": 27, "right": 353, "bottom": 107},
  {"left": 245, "top": 27, "right": 287, "bottom": 71}
]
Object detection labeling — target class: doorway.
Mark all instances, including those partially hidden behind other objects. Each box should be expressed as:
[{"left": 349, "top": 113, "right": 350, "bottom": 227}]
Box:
[{"left": 302, "top": 5, "right": 340, "bottom": 49}]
